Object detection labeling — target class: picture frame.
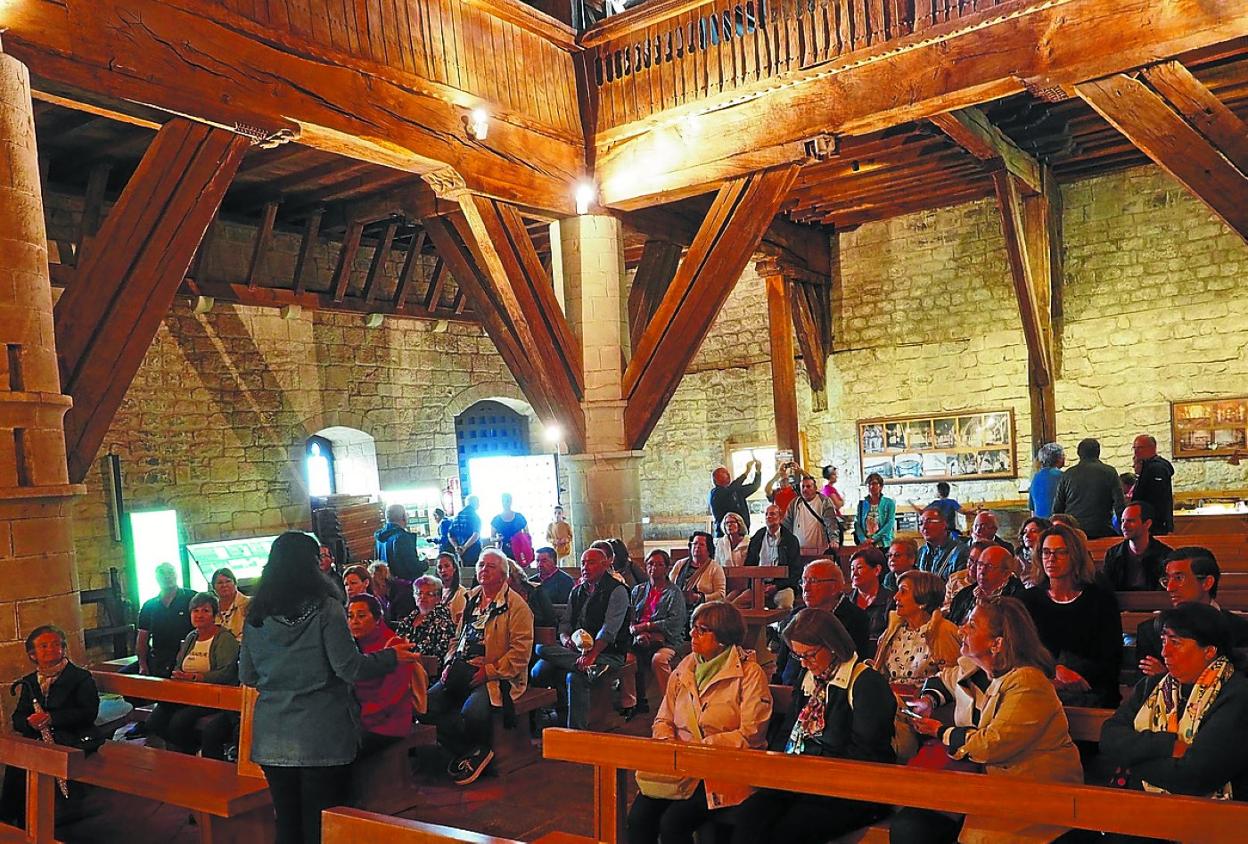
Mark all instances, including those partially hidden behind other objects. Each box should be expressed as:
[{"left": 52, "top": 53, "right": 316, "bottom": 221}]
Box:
[
  {"left": 857, "top": 409, "right": 1016, "bottom": 484},
  {"left": 1171, "top": 396, "right": 1248, "bottom": 458}
]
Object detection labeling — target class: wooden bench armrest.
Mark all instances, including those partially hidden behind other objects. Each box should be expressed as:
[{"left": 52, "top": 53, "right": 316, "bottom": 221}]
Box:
[
  {"left": 0, "top": 735, "right": 86, "bottom": 779},
  {"left": 91, "top": 671, "right": 243, "bottom": 710}
]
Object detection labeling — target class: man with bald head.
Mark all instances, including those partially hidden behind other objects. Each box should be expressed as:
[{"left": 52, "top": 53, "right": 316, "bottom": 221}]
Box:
[
  {"left": 968, "top": 510, "right": 1014, "bottom": 556},
  {"left": 774, "top": 559, "right": 870, "bottom": 684},
  {"left": 530, "top": 546, "right": 631, "bottom": 729},
  {"left": 1131, "top": 434, "right": 1174, "bottom": 535},
  {"left": 708, "top": 460, "right": 762, "bottom": 537},
  {"left": 947, "top": 545, "right": 1026, "bottom": 625},
  {"left": 375, "top": 503, "right": 427, "bottom": 581}
]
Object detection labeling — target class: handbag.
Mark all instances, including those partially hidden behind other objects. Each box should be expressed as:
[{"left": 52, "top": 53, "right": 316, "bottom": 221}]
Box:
[{"left": 635, "top": 694, "right": 704, "bottom": 801}]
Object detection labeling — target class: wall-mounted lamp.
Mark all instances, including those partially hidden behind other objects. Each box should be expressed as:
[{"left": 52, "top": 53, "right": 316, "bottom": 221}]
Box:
[
  {"left": 544, "top": 424, "right": 564, "bottom": 444},
  {"left": 574, "top": 181, "right": 596, "bottom": 215},
  {"left": 466, "top": 107, "right": 489, "bottom": 141}
]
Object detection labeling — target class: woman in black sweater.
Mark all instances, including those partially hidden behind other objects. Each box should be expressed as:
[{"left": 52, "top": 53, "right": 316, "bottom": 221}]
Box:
[
  {"left": 731, "top": 608, "right": 895, "bottom": 844},
  {"left": 1102, "top": 602, "right": 1248, "bottom": 799},
  {"left": 1022, "top": 523, "right": 1122, "bottom": 707}
]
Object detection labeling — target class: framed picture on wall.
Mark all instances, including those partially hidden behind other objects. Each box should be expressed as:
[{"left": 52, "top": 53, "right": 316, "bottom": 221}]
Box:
[
  {"left": 856, "top": 409, "right": 1017, "bottom": 484},
  {"left": 1171, "top": 396, "right": 1248, "bottom": 458}
]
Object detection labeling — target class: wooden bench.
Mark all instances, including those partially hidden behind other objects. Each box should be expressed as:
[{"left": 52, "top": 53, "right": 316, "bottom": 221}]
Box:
[
  {"left": 587, "top": 654, "right": 637, "bottom": 732},
  {"left": 0, "top": 735, "right": 88, "bottom": 843},
  {"left": 543, "top": 728, "right": 1248, "bottom": 844},
  {"left": 350, "top": 724, "right": 437, "bottom": 814},
  {"left": 323, "top": 806, "right": 529, "bottom": 842},
  {"left": 1088, "top": 533, "right": 1248, "bottom": 571},
  {"left": 81, "top": 567, "right": 133, "bottom": 660},
  {"left": 493, "top": 686, "right": 558, "bottom": 775}
]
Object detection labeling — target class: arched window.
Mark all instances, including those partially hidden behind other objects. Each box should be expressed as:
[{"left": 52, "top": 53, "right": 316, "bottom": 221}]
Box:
[
  {"left": 306, "top": 436, "right": 335, "bottom": 497},
  {"left": 455, "top": 400, "right": 529, "bottom": 493}
]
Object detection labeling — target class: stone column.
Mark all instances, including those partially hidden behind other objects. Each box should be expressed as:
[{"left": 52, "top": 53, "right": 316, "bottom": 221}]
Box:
[
  {"left": 0, "top": 39, "right": 86, "bottom": 675},
  {"left": 555, "top": 215, "right": 644, "bottom": 557}
]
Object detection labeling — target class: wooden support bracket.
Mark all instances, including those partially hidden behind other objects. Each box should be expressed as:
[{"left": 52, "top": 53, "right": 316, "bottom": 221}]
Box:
[
  {"left": 54, "top": 118, "right": 249, "bottom": 483},
  {"left": 627, "top": 239, "right": 682, "bottom": 355}
]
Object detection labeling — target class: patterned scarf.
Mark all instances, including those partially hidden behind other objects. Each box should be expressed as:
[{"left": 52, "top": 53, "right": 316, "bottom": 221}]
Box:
[
  {"left": 1133, "top": 655, "right": 1235, "bottom": 798},
  {"left": 36, "top": 659, "right": 69, "bottom": 697}
]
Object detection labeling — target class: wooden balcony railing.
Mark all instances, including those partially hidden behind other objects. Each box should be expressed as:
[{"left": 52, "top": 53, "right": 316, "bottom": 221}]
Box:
[
  {"left": 211, "top": 0, "right": 583, "bottom": 139},
  {"left": 582, "top": 0, "right": 1010, "bottom": 131}
]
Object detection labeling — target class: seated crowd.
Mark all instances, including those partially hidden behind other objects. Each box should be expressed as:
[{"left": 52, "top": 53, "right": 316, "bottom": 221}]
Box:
[{"left": 21, "top": 442, "right": 1247, "bottom": 844}]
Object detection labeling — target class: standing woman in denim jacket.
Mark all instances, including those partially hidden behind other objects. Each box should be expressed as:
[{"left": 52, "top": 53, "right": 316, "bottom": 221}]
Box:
[{"left": 240, "top": 532, "right": 419, "bottom": 844}]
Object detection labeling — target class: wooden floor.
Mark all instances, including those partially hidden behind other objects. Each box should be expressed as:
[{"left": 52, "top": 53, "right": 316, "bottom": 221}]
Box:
[{"left": 54, "top": 716, "right": 652, "bottom": 843}]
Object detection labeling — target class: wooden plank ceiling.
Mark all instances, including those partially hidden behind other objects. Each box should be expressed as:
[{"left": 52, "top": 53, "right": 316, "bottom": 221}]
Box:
[{"left": 34, "top": 45, "right": 1248, "bottom": 324}]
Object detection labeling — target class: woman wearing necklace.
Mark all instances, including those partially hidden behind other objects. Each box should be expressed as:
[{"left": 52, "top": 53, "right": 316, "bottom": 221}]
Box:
[
  {"left": 212, "top": 567, "right": 250, "bottom": 640},
  {"left": 1101, "top": 601, "right": 1248, "bottom": 800},
  {"left": 1021, "top": 523, "right": 1122, "bottom": 707}
]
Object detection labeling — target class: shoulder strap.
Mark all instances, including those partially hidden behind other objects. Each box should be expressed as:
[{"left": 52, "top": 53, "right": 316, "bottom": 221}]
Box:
[{"left": 846, "top": 661, "right": 869, "bottom": 710}]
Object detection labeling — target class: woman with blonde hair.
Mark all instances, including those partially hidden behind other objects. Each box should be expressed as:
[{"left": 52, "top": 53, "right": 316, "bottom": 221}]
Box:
[{"left": 1022, "top": 522, "right": 1122, "bottom": 707}]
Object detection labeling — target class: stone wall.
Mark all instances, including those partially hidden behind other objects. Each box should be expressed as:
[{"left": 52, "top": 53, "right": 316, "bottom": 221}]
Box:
[{"left": 639, "top": 164, "right": 1248, "bottom": 530}]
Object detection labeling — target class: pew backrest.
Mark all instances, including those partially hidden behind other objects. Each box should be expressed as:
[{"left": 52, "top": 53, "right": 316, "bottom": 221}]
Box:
[
  {"left": 0, "top": 735, "right": 85, "bottom": 843},
  {"left": 322, "top": 806, "right": 526, "bottom": 842}
]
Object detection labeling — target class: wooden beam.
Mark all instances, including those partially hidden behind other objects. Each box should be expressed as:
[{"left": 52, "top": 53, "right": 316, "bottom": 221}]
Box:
[
  {"left": 8, "top": 0, "right": 582, "bottom": 214},
  {"left": 591, "top": 0, "right": 1248, "bottom": 207},
  {"left": 393, "top": 231, "right": 426, "bottom": 310},
  {"left": 184, "top": 278, "right": 475, "bottom": 324},
  {"left": 622, "top": 164, "right": 800, "bottom": 448},
  {"left": 994, "top": 168, "right": 1061, "bottom": 448},
  {"left": 626, "top": 239, "right": 681, "bottom": 354},
  {"left": 331, "top": 221, "right": 365, "bottom": 303},
  {"left": 245, "top": 200, "right": 279, "bottom": 290},
  {"left": 1140, "top": 62, "right": 1248, "bottom": 175},
  {"left": 422, "top": 259, "right": 447, "bottom": 313},
  {"left": 764, "top": 270, "right": 799, "bottom": 457},
  {"left": 54, "top": 118, "right": 248, "bottom": 483},
  {"left": 1077, "top": 72, "right": 1248, "bottom": 244},
  {"left": 929, "top": 107, "right": 1042, "bottom": 194},
  {"left": 451, "top": 195, "right": 587, "bottom": 450},
  {"left": 361, "top": 220, "right": 398, "bottom": 304},
  {"left": 292, "top": 209, "right": 323, "bottom": 295},
  {"left": 76, "top": 161, "right": 111, "bottom": 256},
  {"left": 788, "top": 281, "right": 829, "bottom": 395}
]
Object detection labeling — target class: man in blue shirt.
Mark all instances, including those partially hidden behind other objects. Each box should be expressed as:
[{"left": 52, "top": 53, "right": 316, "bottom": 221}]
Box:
[
  {"left": 1029, "top": 442, "right": 1065, "bottom": 518},
  {"left": 530, "top": 546, "right": 574, "bottom": 604},
  {"left": 916, "top": 506, "right": 968, "bottom": 580}
]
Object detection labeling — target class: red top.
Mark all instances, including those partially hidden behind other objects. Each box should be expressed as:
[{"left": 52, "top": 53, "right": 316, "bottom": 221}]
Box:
[{"left": 354, "top": 620, "right": 415, "bottom": 737}]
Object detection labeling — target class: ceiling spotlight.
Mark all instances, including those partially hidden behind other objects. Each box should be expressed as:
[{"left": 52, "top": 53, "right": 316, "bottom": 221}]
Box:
[
  {"left": 466, "top": 107, "right": 489, "bottom": 141},
  {"left": 574, "top": 181, "right": 596, "bottom": 215}
]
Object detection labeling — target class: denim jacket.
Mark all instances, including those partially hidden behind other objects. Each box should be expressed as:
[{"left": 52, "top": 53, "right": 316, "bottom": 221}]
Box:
[
  {"left": 239, "top": 597, "right": 397, "bottom": 766},
  {"left": 628, "top": 581, "right": 688, "bottom": 647}
]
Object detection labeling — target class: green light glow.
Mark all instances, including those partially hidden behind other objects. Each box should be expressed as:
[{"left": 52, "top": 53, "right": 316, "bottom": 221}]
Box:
[{"left": 129, "top": 509, "right": 181, "bottom": 605}]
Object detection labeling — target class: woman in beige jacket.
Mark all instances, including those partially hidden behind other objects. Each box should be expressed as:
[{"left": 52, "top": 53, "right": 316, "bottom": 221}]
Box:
[
  {"left": 872, "top": 570, "right": 961, "bottom": 686},
  {"left": 894, "top": 596, "right": 1082, "bottom": 844},
  {"left": 627, "top": 601, "right": 772, "bottom": 844}
]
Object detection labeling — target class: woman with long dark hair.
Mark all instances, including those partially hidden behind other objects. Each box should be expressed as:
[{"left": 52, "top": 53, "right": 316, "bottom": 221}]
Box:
[{"left": 240, "top": 532, "right": 419, "bottom": 844}]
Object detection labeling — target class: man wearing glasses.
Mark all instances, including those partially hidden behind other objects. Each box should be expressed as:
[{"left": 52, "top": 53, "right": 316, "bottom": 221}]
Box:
[
  {"left": 773, "top": 560, "right": 869, "bottom": 684},
  {"left": 916, "top": 507, "right": 968, "bottom": 580},
  {"left": 1132, "top": 547, "right": 1248, "bottom": 681}
]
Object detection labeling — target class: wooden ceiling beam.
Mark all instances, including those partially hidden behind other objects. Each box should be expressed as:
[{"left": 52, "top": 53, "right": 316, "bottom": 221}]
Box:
[
  {"left": 393, "top": 231, "right": 427, "bottom": 310},
  {"left": 451, "top": 194, "right": 587, "bottom": 450},
  {"left": 622, "top": 163, "right": 801, "bottom": 449},
  {"left": 361, "top": 221, "right": 399, "bottom": 304},
  {"left": 54, "top": 118, "right": 249, "bottom": 483},
  {"left": 8, "top": 0, "right": 582, "bottom": 214},
  {"left": 331, "top": 222, "right": 366, "bottom": 303},
  {"left": 1076, "top": 71, "right": 1248, "bottom": 244},
  {"left": 930, "top": 107, "right": 1043, "bottom": 194},
  {"left": 1141, "top": 62, "right": 1248, "bottom": 175},
  {"left": 246, "top": 200, "right": 279, "bottom": 290},
  {"left": 291, "top": 209, "right": 323, "bottom": 295},
  {"left": 627, "top": 239, "right": 682, "bottom": 355},
  {"left": 593, "top": 0, "right": 1248, "bottom": 208},
  {"left": 182, "top": 279, "right": 475, "bottom": 323}
]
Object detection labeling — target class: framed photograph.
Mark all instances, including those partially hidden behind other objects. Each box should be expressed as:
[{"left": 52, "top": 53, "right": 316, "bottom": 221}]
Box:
[
  {"left": 857, "top": 409, "right": 1017, "bottom": 484},
  {"left": 1171, "top": 397, "right": 1248, "bottom": 458}
]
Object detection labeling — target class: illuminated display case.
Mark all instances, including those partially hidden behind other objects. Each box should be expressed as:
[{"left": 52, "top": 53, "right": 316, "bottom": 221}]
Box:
[{"left": 186, "top": 535, "right": 282, "bottom": 588}]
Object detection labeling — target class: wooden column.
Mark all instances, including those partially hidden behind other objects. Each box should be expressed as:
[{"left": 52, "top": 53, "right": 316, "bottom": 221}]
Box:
[
  {"left": 1077, "top": 66, "right": 1248, "bottom": 245},
  {"left": 762, "top": 266, "right": 800, "bottom": 457},
  {"left": 54, "top": 118, "right": 250, "bottom": 482},
  {"left": 622, "top": 163, "right": 801, "bottom": 449}
]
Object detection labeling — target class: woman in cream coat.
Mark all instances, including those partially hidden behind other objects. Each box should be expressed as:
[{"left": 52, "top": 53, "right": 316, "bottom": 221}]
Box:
[{"left": 627, "top": 601, "right": 772, "bottom": 844}]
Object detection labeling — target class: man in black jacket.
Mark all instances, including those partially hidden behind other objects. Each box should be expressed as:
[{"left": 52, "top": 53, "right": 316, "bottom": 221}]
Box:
[
  {"left": 530, "top": 547, "right": 630, "bottom": 729},
  {"left": 745, "top": 504, "right": 802, "bottom": 609},
  {"left": 1052, "top": 438, "right": 1125, "bottom": 539},
  {"left": 947, "top": 545, "right": 1026, "bottom": 626},
  {"left": 1102, "top": 501, "right": 1172, "bottom": 591},
  {"left": 708, "top": 461, "right": 761, "bottom": 537},
  {"left": 1131, "top": 435, "right": 1175, "bottom": 535}
]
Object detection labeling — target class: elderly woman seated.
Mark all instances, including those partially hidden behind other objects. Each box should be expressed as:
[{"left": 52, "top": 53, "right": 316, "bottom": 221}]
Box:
[
  {"left": 394, "top": 574, "right": 458, "bottom": 659},
  {"left": 892, "top": 596, "right": 1083, "bottom": 843},
  {"left": 369, "top": 561, "right": 415, "bottom": 624},
  {"left": 626, "top": 601, "right": 771, "bottom": 844},
  {"left": 731, "top": 608, "right": 895, "bottom": 844},
  {"left": 620, "top": 550, "right": 688, "bottom": 718},
  {"left": 1101, "top": 602, "right": 1248, "bottom": 800},
  {"left": 148, "top": 592, "right": 240, "bottom": 759},
  {"left": 872, "top": 570, "right": 961, "bottom": 691},
  {"left": 347, "top": 594, "right": 416, "bottom": 757},
  {"left": 211, "top": 567, "right": 250, "bottom": 640}
]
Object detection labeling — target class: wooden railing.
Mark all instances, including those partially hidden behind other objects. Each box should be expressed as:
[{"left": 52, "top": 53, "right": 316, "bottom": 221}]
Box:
[
  {"left": 581, "top": 0, "right": 1015, "bottom": 130},
  {"left": 544, "top": 728, "right": 1248, "bottom": 843},
  {"left": 206, "top": 0, "right": 583, "bottom": 138}
]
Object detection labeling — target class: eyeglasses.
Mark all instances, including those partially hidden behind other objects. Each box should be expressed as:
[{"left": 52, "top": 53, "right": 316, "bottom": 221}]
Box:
[
  {"left": 1039, "top": 548, "right": 1070, "bottom": 559},
  {"left": 790, "top": 644, "right": 823, "bottom": 664},
  {"left": 799, "top": 577, "right": 839, "bottom": 587},
  {"left": 416, "top": 590, "right": 441, "bottom": 599},
  {"left": 1159, "top": 573, "right": 1204, "bottom": 588},
  {"left": 691, "top": 623, "right": 714, "bottom": 637}
]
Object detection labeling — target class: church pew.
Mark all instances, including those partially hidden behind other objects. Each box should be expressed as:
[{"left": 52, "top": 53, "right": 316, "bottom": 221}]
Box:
[
  {"left": 493, "top": 686, "right": 558, "bottom": 775},
  {"left": 0, "top": 735, "right": 87, "bottom": 844},
  {"left": 542, "top": 728, "right": 1248, "bottom": 844},
  {"left": 1117, "top": 590, "right": 1248, "bottom": 611},
  {"left": 1087, "top": 533, "right": 1248, "bottom": 570},
  {"left": 322, "top": 806, "right": 529, "bottom": 842}
]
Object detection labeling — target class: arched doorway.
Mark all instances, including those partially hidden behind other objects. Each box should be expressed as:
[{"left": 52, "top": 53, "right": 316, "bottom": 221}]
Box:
[{"left": 454, "top": 400, "right": 530, "bottom": 494}]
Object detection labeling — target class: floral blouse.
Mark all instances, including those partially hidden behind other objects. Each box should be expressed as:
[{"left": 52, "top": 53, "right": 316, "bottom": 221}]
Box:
[
  {"left": 394, "top": 602, "right": 456, "bottom": 659},
  {"left": 883, "top": 624, "right": 932, "bottom": 684}
]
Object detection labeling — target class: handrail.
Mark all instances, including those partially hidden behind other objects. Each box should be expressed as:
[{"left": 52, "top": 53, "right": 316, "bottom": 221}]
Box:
[
  {"left": 91, "top": 671, "right": 243, "bottom": 711},
  {"left": 543, "top": 728, "right": 1248, "bottom": 843}
]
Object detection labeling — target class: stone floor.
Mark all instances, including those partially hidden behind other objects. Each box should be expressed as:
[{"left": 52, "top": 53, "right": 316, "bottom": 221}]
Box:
[{"left": 52, "top": 711, "right": 653, "bottom": 843}]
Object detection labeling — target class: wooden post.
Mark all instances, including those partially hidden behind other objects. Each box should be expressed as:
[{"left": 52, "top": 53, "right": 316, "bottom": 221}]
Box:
[
  {"left": 764, "top": 267, "right": 800, "bottom": 457},
  {"left": 593, "top": 764, "right": 629, "bottom": 844}
]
